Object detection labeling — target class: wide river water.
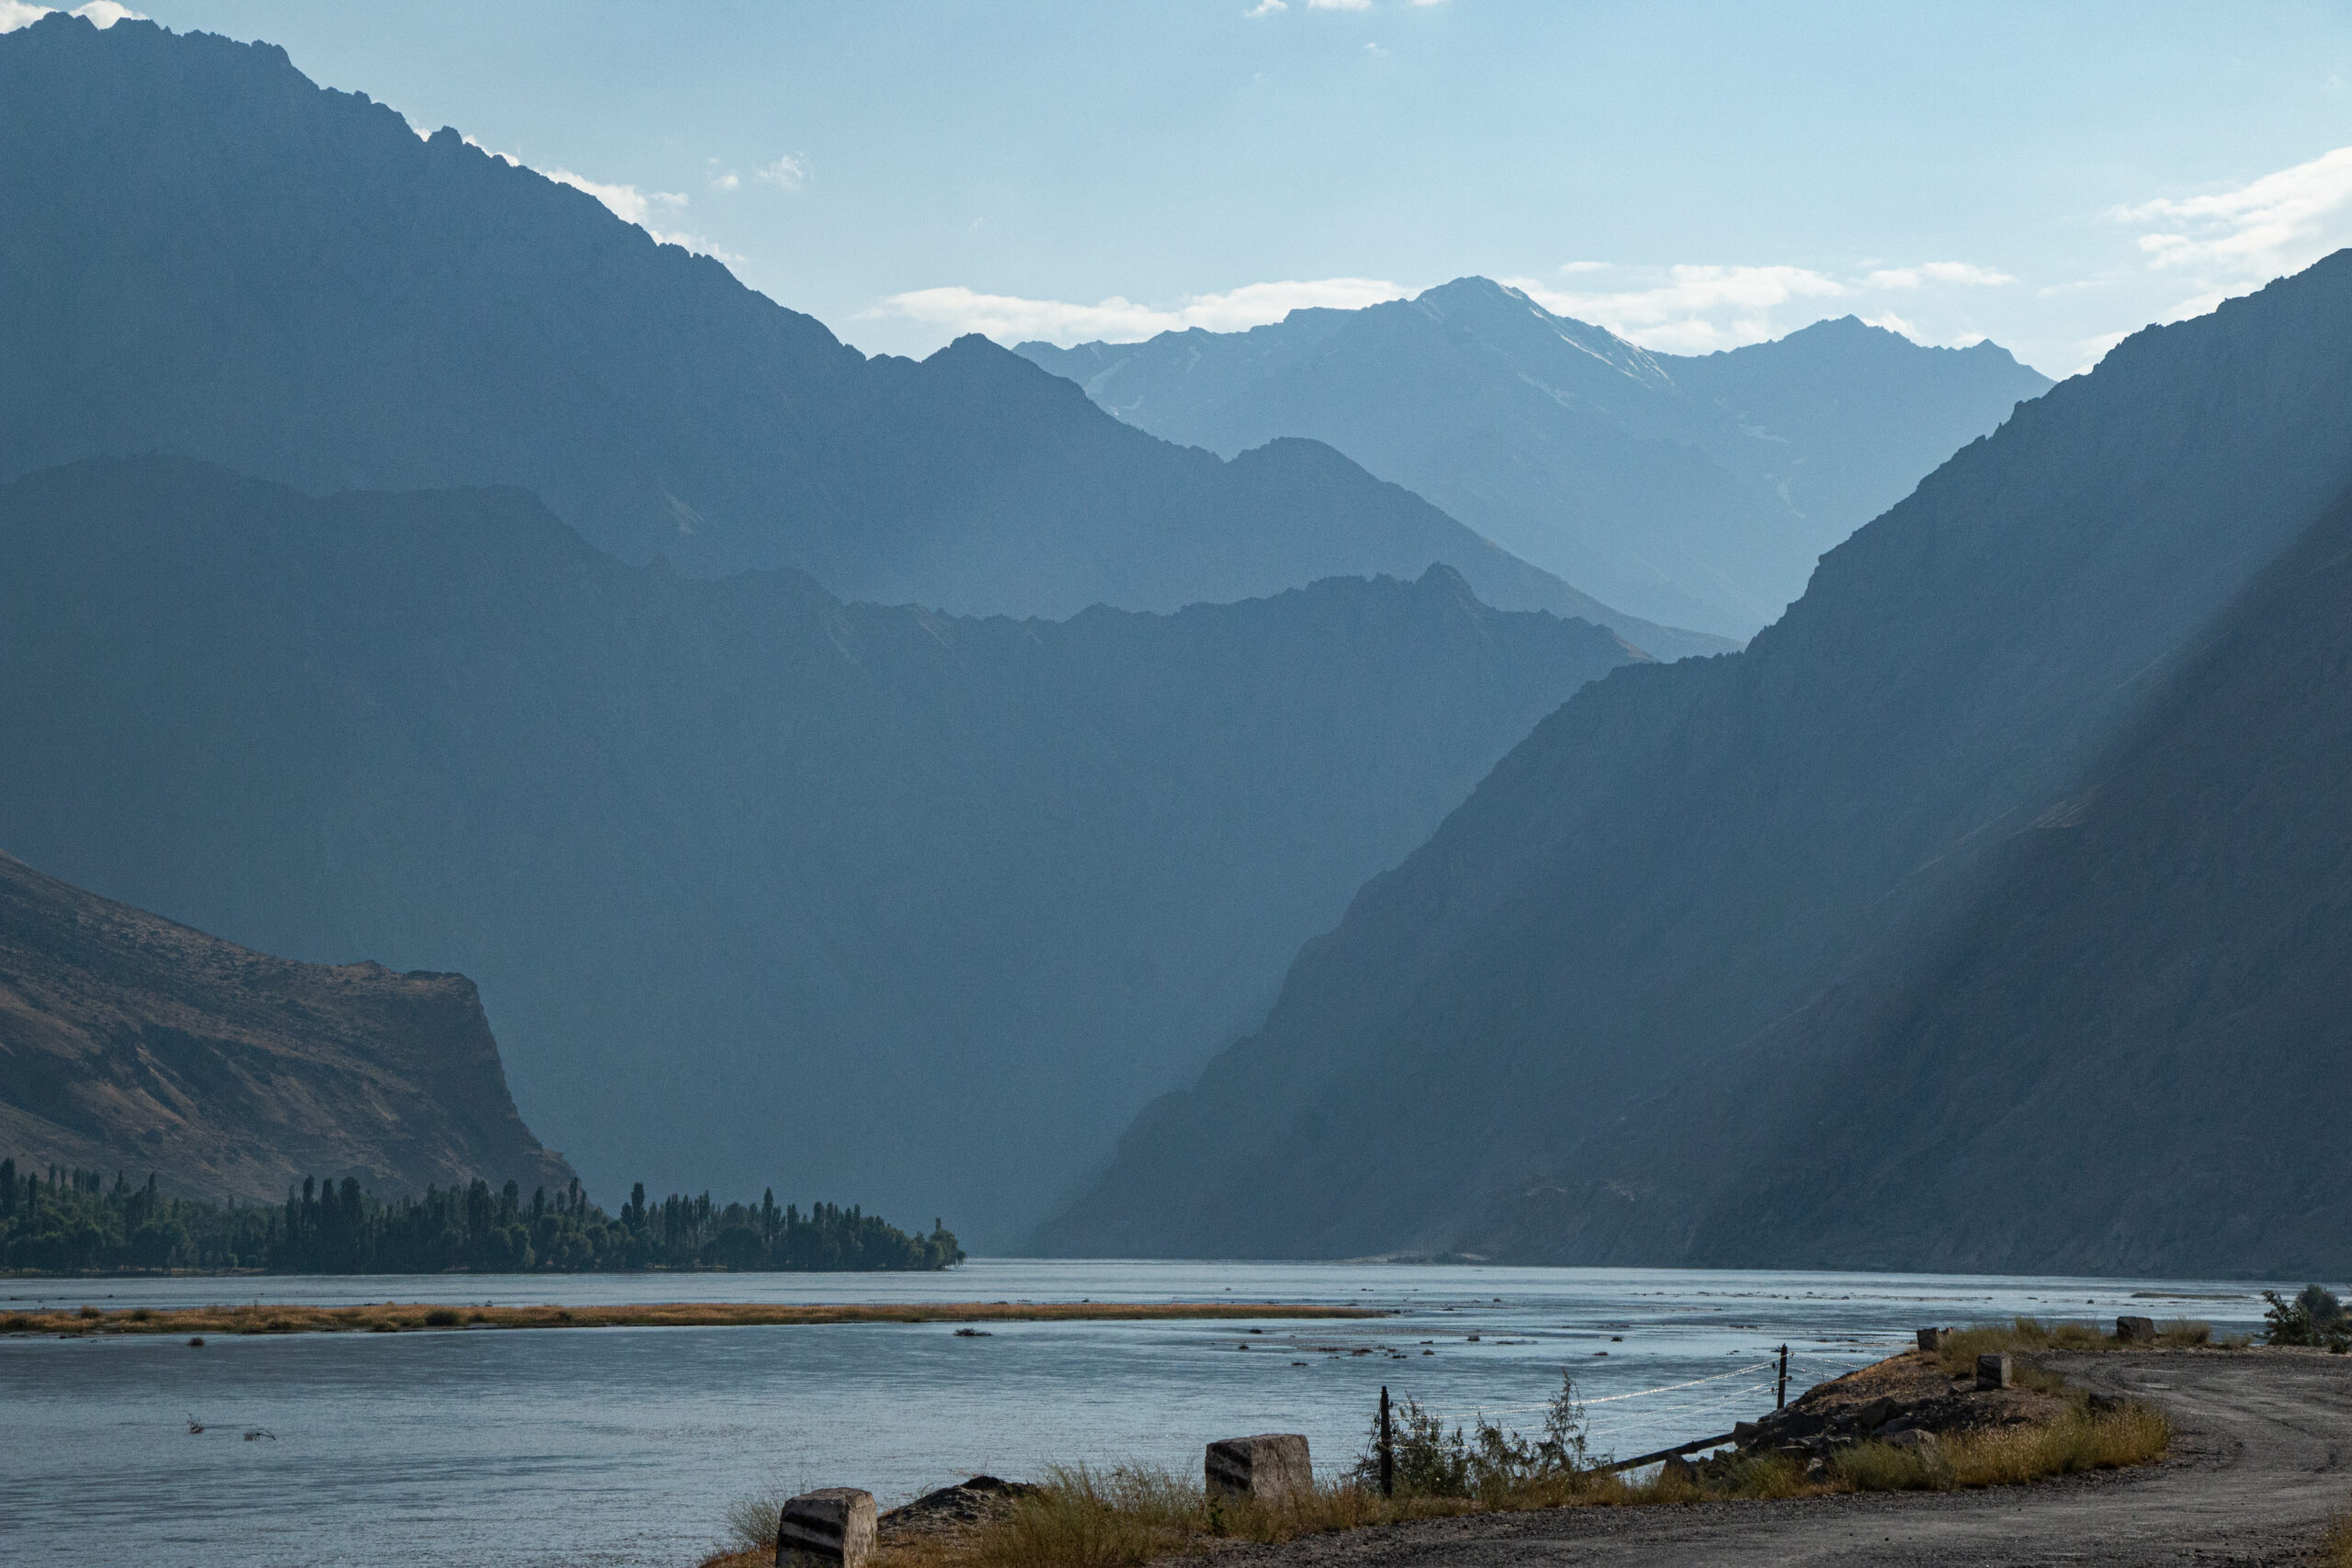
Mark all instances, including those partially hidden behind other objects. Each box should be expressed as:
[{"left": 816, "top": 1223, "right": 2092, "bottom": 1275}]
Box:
[{"left": 1, "top": 1260, "right": 2269, "bottom": 1568}]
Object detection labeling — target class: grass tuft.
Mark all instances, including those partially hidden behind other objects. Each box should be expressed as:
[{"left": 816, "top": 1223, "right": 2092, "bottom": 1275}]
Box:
[
  {"left": 2323, "top": 1515, "right": 2352, "bottom": 1568},
  {"left": 722, "top": 1486, "right": 791, "bottom": 1555},
  {"left": 1832, "top": 1404, "right": 2170, "bottom": 1494},
  {"left": 1932, "top": 1314, "right": 2221, "bottom": 1377}
]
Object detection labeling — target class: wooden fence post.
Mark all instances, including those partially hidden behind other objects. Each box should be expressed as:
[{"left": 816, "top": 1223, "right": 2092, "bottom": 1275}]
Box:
[
  {"left": 1776, "top": 1345, "right": 1789, "bottom": 1409},
  {"left": 1379, "top": 1385, "right": 1393, "bottom": 1497}
]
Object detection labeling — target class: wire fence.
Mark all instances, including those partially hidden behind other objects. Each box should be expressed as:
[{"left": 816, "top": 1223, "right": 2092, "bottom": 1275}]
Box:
[
  {"left": 1313, "top": 1347, "right": 1876, "bottom": 1482},
  {"left": 1385, "top": 1348, "right": 1868, "bottom": 1446}
]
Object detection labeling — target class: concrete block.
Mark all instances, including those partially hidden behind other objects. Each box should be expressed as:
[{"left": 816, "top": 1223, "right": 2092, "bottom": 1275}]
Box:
[
  {"left": 1975, "top": 1352, "right": 2012, "bottom": 1391},
  {"left": 1205, "top": 1434, "right": 1312, "bottom": 1502},
  {"left": 776, "top": 1488, "right": 876, "bottom": 1568},
  {"left": 2115, "top": 1315, "right": 2158, "bottom": 1344},
  {"left": 1916, "top": 1327, "right": 1943, "bottom": 1352}
]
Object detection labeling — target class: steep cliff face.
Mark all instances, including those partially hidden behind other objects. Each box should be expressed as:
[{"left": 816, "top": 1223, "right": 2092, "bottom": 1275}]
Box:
[
  {"left": 1643, "top": 479, "right": 2352, "bottom": 1277},
  {"left": 0, "top": 852, "right": 571, "bottom": 1202},
  {"left": 1046, "top": 252, "right": 2352, "bottom": 1269},
  {"left": 0, "top": 457, "right": 1637, "bottom": 1245}
]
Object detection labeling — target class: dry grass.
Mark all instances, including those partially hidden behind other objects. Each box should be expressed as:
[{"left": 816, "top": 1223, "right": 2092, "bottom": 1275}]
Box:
[
  {"left": 0, "top": 1300, "right": 1384, "bottom": 1339},
  {"left": 1833, "top": 1403, "right": 2171, "bottom": 1493},
  {"left": 2323, "top": 1514, "right": 2352, "bottom": 1568},
  {"left": 698, "top": 1401, "right": 2170, "bottom": 1568},
  {"left": 1932, "top": 1315, "right": 2214, "bottom": 1378}
]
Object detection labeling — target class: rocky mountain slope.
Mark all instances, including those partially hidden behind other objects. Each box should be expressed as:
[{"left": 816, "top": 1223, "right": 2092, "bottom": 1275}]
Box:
[
  {"left": 1043, "top": 253, "right": 2352, "bottom": 1272},
  {"left": 0, "top": 852, "right": 571, "bottom": 1203},
  {"left": 0, "top": 12, "right": 1718, "bottom": 660},
  {"left": 0, "top": 457, "right": 1638, "bottom": 1246},
  {"left": 1532, "top": 476, "right": 2352, "bottom": 1277},
  {"left": 1022, "top": 282, "right": 2051, "bottom": 637}
]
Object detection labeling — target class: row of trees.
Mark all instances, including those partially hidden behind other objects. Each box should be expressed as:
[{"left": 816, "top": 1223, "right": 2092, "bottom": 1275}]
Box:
[{"left": 0, "top": 1161, "right": 962, "bottom": 1275}]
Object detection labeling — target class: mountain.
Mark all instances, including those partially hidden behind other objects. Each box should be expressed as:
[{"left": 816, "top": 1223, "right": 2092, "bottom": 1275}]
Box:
[
  {"left": 0, "top": 457, "right": 1639, "bottom": 1246},
  {"left": 1019, "top": 281, "right": 2052, "bottom": 638},
  {"left": 1043, "top": 253, "right": 2352, "bottom": 1272},
  {"left": 0, "top": 12, "right": 1721, "bottom": 661},
  {"left": 0, "top": 851, "right": 571, "bottom": 1204},
  {"left": 1558, "top": 478, "right": 2352, "bottom": 1278}
]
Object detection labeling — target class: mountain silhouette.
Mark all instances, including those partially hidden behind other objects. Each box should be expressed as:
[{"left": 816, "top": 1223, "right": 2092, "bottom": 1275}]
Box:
[
  {"left": 0, "top": 12, "right": 1724, "bottom": 660},
  {"left": 0, "top": 457, "right": 1638, "bottom": 1244},
  {"left": 1021, "top": 280, "right": 2050, "bottom": 637},
  {"left": 1044, "top": 253, "right": 2352, "bottom": 1272}
]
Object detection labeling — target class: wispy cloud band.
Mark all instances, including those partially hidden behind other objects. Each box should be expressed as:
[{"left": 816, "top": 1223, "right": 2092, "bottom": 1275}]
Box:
[
  {"left": 873, "top": 277, "right": 1410, "bottom": 344},
  {"left": 1500, "top": 261, "right": 2014, "bottom": 354},
  {"left": 0, "top": 3, "right": 145, "bottom": 31},
  {"left": 2107, "top": 144, "right": 2352, "bottom": 324}
]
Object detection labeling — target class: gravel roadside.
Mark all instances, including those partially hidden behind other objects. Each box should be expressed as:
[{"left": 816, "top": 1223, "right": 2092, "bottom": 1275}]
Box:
[{"left": 1206, "top": 1348, "right": 2352, "bottom": 1568}]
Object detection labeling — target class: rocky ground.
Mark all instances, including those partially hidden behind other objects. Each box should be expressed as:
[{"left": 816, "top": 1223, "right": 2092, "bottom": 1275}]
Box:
[
  {"left": 876, "top": 1475, "right": 1038, "bottom": 1547},
  {"left": 1214, "top": 1348, "right": 2352, "bottom": 1567},
  {"left": 1692, "top": 1342, "right": 2073, "bottom": 1481}
]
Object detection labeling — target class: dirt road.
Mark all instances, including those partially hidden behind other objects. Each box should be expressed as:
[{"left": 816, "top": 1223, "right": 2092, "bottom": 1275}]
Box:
[{"left": 1225, "top": 1349, "right": 2352, "bottom": 1567}]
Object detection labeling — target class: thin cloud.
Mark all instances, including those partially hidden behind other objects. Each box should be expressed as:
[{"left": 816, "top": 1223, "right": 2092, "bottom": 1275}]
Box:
[
  {"left": 872, "top": 277, "right": 1412, "bottom": 345},
  {"left": 1507, "top": 264, "right": 1848, "bottom": 353},
  {"left": 1245, "top": 0, "right": 1286, "bottom": 14},
  {"left": 756, "top": 155, "right": 808, "bottom": 191},
  {"left": 1863, "top": 261, "right": 2016, "bottom": 290},
  {"left": 0, "top": 2, "right": 146, "bottom": 29},
  {"left": 1508, "top": 260, "right": 2015, "bottom": 353},
  {"left": 2109, "top": 144, "right": 2352, "bottom": 320},
  {"left": 1306, "top": 0, "right": 1373, "bottom": 9},
  {"left": 544, "top": 168, "right": 686, "bottom": 229},
  {"left": 542, "top": 167, "right": 739, "bottom": 262}
]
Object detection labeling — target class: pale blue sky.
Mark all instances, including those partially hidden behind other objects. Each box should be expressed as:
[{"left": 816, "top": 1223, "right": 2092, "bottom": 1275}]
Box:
[{"left": 22, "top": 1, "right": 2352, "bottom": 373}]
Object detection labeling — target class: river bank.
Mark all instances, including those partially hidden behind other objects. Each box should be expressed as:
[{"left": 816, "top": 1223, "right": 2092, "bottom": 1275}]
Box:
[
  {"left": 0, "top": 1260, "right": 2276, "bottom": 1568},
  {"left": 694, "top": 1339, "right": 2186, "bottom": 1568},
  {"left": 2, "top": 1298, "right": 1386, "bottom": 1337}
]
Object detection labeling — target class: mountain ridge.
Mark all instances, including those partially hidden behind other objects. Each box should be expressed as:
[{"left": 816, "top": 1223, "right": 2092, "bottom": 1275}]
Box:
[
  {"left": 1042, "top": 251, "right": 2352, "bottom": 1270},
  {"left": 1018, "top": 277, "right": 2051, "bottom": 637},
  {"left": 0, "top": 12, "right": 1727, "bottom": 660},
  {"left": 0, "top": 456, "right": 1641, "bottom": 1246}
]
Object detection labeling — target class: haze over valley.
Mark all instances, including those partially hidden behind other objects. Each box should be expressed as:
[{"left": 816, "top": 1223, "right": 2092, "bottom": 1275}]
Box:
[
  {"left": 4, "top": 4, "right": 2349, "bottom": 1280},
  {"left": 13, "top": 8, "right": 2352, "bottom": 1568}
]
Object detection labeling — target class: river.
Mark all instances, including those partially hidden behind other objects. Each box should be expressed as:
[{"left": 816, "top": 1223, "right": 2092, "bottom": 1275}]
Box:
[{"left": 0, "top": 1260, "right": 2269, "bottom": 1567}]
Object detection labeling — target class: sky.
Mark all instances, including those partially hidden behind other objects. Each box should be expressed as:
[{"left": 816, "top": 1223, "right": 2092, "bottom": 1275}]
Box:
[{"left": 14, "top": 1, "right": 2352, "bottom": 375}]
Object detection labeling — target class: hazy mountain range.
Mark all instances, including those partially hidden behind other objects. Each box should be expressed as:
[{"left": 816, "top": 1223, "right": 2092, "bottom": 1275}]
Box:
[
  {"left": 0, "top": 457, "right": 1635, "bottom": 1243},
  {"left": 9, "top": 10, "right": 2342, "bottom": 1279},
  {"left": 1022, "top": 286, "right": 2051, "bottom": 638},
  {"left": 1046, "top": 253, "right": 2352, "bottom": 1278},
  {"left": 0, "top": 12, "right": 1731, "bottom": 660},
  {"left": 0, "top": 850, "right": 570, "bottom": 1203}
]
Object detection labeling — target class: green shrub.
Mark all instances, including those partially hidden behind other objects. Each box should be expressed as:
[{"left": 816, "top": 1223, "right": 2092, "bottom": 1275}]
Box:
[
  {"left": 2262, "top": 1286, "right": 2352, "bottom": 1351},
  {"left": 1346, "top": 1371, "right": 1592, "bottom": 1501}
]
